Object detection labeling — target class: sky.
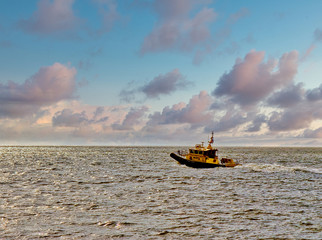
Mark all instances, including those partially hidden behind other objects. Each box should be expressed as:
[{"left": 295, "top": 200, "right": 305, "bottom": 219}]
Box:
[{"left": 0, "top": 0, "right": 322, "bottom": 146}]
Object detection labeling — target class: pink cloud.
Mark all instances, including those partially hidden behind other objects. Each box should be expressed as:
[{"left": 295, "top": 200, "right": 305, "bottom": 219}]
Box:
[
  {"left": 213, "top": 50, "right": 298, "bottom": 106},
  {"left": 193, "top": 7, "right": 250, "bottom": 64},
  {"left": 148, "top": 91, "right": 213, "bottom": 127},
  {"left": 183, "top": 7, "right": 216, "bottom": 49},
  {"left": 301, "top": 44, "right": 316, "bottom": 61},
  {"left": 18, "top": 0, "right": 79, "bottom": 35},
  {"left": 52, "top": 108, "right": 108, "bottom": 127},
  {"left": 140, "top": 0, "right": 216, "bottom": 54},
  {"left": 112, "top": 106, "right": 149, "bottom": 130},
  {"left": 182, "top": 91, "right": 213, "bottom": 124},
  {"left": 0, "top": 63, "right": 77, "bottom": 118}
]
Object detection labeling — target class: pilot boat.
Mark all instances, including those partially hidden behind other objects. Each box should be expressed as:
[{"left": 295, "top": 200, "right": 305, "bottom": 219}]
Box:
[{"left": 170, "top": 132, "right": 239, "bottom": 168}]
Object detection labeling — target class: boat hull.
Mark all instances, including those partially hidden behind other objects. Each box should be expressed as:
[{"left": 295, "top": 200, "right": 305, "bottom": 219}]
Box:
[{"left": 170, "top": 152, "right": 226, "bottom": 168}]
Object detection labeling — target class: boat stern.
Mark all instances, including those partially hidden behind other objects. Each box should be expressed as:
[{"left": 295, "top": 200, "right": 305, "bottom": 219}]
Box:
[{"left": 220, "top": 157, "right": 239, "bottom": 167}]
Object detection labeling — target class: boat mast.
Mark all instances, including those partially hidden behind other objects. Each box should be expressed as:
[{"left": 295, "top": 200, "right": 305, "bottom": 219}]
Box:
[{"left": 207, "top": 131, "right": 214, "bottom": 149}]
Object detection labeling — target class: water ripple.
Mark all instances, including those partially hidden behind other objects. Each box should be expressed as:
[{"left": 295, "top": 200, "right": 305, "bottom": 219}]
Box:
[{"left": 0, "top": 146, "right": 321, "bottom": 239}]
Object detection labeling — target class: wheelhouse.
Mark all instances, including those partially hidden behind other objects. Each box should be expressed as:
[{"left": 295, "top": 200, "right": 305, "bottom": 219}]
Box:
[{"left": 189, "top": 148, "right": 218, "bottom": 158}]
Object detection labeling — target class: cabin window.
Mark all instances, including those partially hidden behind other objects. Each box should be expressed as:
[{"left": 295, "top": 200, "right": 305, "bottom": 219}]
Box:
[
  {"left": 190, "top": 149, "right": 193, "bottom": 153},
  {"left": 205, "top": 150, "right": 217, "bottom": 158}
]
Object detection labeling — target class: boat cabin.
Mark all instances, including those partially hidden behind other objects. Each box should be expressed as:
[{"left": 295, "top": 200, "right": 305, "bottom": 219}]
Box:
[
  {"left": 185, "top": 142, "right": 220, "bottom": 164},
  {"left": 189, "top": 148, "right": 218, "bottom": 158}
]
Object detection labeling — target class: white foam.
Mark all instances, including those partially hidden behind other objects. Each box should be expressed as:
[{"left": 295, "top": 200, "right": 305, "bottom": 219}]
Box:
[{"left": 239, "top": 163, "right": 322, "bottom": 174}]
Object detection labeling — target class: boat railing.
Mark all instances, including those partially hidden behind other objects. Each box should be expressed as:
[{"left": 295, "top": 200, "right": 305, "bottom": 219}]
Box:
[{"left": 177, "top": 150, "right": 188, "bottom": 156}]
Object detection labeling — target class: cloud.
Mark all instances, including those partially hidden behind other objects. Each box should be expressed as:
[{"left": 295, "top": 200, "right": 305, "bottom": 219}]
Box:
[
  {"left": 205, "top": 109, "right": 252, "bottom": 133},
  {"left": 303, "top": 127, "right": 322, "bottom": 138},
  {"left": 18, "top": 0, "right": 122, "bottom": 38},
  {"left": 301, "top": 44, "right": 316, "bottom": 61},
  {"left": 119, "top": 87, "right": 137, "bottom": 103},
  {"left": 18, "top": 0, "right": 79, "bottom": 36},
  {"left": 213, "top": 50, "right": 298, "bottom": 106},
  {"left": 267, "top": 106, "right": 315, "bottom": 132},
  {"left": 227, "top": 7, "right": 249, "bottom": 25},
  {"left": 141, "top": 69, "right": 190, "bottom": 98},
  {"left": 93, "top": 106, "right": 105, "bottom": 118},
  {"left": 268, "top": 111, "right": 312, "bottom": 132},
  {"left": 1, "top": 90, "right": 321, "bottom": 145},
  {"left": 0, "top": 63, "right": 77, "bottom": 118},
  {"left": 52, "top": 107, "right": 108, "bottom": 127},
  {"left": 147, "top": 91, "right": 213, "bottom": 127},
  {"left": 112, "top": 106, "right": 149, "bottom": 130},
  {"left": 138, "top": 1, "right": 249, "bottom": 64},
  {"left": 92, "top": 0, "right": 120, "bottom": 35},
  {"left": 120, "top": 69, "right": 191, "bottom": 101},
  {"left": 306, "top": 84, "right": 322, "bottom": 101},
  {"left": 266, "top": 83, "right": 305, "bottom": 108},
  {"left": 53, "top": 109, "right": 90, "bottom": 127},
  {"left": 314, "top": 28, "right": 322, "bottom": 42},
  {"left": 140, "top": 0, "right": 216, "bottom": 54},
  {"left": 266, "top": 82, "right": 322, "bottom": 132},
  {"left": 193, "top": 8, "right": 250, "bottom": 64},
  {"left": 301, "top": 28, "right": 322, "bottom": 61},
  {"left": 246, "top": 114, "right": 267, "bottom": 132}
]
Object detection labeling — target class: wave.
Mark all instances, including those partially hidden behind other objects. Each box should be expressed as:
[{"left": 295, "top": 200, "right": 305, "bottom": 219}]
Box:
[{"left": 238, "top": 163, "right": 322, "bottom": 174}]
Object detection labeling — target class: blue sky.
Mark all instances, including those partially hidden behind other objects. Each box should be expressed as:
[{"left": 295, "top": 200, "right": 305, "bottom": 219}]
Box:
[{"left": 0, "top": 0, "right": 322, "bottom": 146}]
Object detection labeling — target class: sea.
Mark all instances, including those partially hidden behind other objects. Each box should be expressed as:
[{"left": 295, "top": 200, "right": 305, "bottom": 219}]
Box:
[{"left": 0, "top": 146, "right": 321, "bottom": 239}]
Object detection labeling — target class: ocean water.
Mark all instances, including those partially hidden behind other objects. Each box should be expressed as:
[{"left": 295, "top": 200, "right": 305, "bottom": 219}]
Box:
[{"left": 0, "top": 146, "right": 321, "bottom": 239}]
